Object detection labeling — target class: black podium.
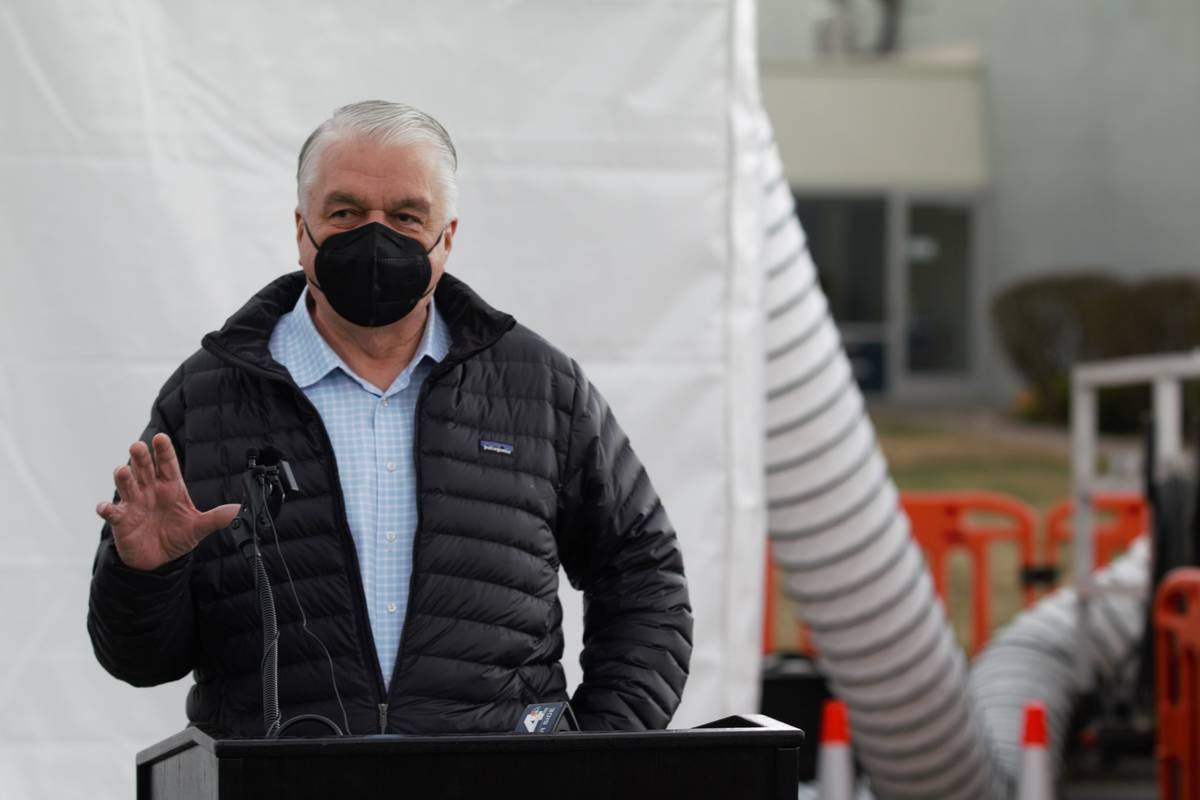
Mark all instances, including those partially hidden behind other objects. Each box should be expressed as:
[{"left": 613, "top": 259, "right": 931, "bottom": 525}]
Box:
[{"left": 136, "top": 715, "right": 803, "bottom": 799}]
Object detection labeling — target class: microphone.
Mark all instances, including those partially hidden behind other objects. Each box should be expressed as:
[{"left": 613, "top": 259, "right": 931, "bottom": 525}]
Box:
[
  {"left": 247, "top": 446, "right": 299, "bottom": 489},
  {"left": 254, "top": 445, "right": 285, "bottom": 468},
  {"left": 514, "top": 701, "right": 579, "bottom": 734},
  {"left": 230, "top": 446, "right": 348, "bottom": 738},
  {"left": 237, "top": 447, "right": 298, "bottom": 525}
]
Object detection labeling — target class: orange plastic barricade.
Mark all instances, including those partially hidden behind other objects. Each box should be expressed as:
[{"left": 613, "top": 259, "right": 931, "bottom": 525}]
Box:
[
  {"left": 1155, "top": 568, "right": 1200, "bottom": 800},
  {"left": 762, "top": 542, "right": 816, "bottom": 656},
  {"left": 1044, "top": 494, "right": 1148, "bottom": 575},
  {"left": 899, "top": 491, "right": 1038, "bottom": 655},
  {"left": 763, "top": 542, "right": 778, "bottom": 655}
]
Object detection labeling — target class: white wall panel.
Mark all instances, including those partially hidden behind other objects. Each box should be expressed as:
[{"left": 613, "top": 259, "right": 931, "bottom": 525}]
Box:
[{"left": 0, "top": 1, "right": 766, "bottom": 796}]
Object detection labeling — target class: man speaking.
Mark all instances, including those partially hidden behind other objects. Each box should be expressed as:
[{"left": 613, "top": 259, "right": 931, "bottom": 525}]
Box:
[{"left": 88, "top": 101, "right": 693, "bottom": 736}]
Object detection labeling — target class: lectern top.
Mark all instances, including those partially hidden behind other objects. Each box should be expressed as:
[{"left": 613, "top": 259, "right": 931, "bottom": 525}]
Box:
[{"left": 137, "top": 715, "right": 804, "bottom": 767}]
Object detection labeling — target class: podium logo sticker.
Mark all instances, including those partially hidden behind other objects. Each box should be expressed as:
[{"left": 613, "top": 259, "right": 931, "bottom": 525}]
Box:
[
  {"left": 516, "top": 703, "right": 562, "bottom": 734},
  {"left": 480, "top": 439, "right": 514, "bottom": 456},
  {"left": 523, "top": 707, "right": 546, "bottom": 733}
]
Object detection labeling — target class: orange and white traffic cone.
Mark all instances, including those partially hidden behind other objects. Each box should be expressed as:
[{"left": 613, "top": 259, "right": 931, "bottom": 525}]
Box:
[
  {"left": 817, "top": 699, "right": 854, "bottom": 800},
  {"left": 1017, "top": 701, "right": 1053, "bottom": 800}
]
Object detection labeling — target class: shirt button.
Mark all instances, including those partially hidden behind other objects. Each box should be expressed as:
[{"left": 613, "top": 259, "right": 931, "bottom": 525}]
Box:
[
  {"left": 386, "top": 462, "right": 397, "bottom": 472},
  {"left": 381, "top": 397, "right": 390, "bottom": 407},
  {"left": 385, "top": 531, "right": 397, "bottom": 543},
  {"left": 386, "top": 602, "right": 398, "bottom": 613}
]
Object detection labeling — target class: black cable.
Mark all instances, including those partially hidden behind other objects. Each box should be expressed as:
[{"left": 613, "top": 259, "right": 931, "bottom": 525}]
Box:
[
  {"left": 263, "top": 484, "right": 353, "bottom": 736},
  {"left": 253, "top": 545, "right": 282, "bottom": 738}
]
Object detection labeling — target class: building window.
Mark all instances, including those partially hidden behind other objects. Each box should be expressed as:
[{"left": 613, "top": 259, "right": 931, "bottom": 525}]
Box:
[
  {"left": 793, "top": 195, "right": 886, "bottom": 324},
  {"left": 906, "top": 203, "right": 971, "bottom": 374}
]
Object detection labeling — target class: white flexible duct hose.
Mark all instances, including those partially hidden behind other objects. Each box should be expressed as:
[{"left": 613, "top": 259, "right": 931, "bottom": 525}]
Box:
[
  {"left": 759, "top": 116, "right": 997, "bottom": 799},
  {"left": 969, "top": 536, "right": 1151, "bottom": 793},
  {"left": 758, "top": 111, "right": 1154, "bottom": 798}
]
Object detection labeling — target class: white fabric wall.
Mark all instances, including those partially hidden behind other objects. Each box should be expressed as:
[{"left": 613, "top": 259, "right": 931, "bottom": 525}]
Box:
[{"left": 0, "top": 1, "right": 766, "bottom": 798}]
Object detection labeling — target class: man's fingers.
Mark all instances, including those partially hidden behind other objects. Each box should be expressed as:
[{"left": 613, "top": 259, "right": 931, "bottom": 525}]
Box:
[
  {"left": 195, "top": 503, "right": 241, "bottom": 538},
  {"left": 113, "top": 464, "right": 140, "bottom": 503},
  {"left": 129, "top": 441, "right": 156, "bottom": 488},
  {"left": 95, "top": 500, "right": 123, "bottom": 524},
  {"left": 152, "top": 433, "right": 183, "bottom": 482}
]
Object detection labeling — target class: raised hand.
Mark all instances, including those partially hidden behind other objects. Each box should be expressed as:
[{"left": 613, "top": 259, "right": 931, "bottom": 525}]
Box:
[{"left": 95, "top": 433, "right": 240, "bottom": 572}]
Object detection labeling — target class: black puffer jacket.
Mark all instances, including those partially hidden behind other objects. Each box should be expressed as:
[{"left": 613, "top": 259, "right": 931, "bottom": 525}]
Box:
[{"left": 87, "top": 272, "right": 692, "bottom": 736}]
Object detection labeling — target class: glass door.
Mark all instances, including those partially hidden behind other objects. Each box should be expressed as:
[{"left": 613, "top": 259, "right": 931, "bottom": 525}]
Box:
[{"left": 905, "top": 202, "right": 972, "bottom": 376}]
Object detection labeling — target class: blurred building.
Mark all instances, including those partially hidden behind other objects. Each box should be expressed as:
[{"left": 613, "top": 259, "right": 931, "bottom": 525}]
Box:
[{"left": 759, "top": 0, "right": 1200, "bottom": 403}]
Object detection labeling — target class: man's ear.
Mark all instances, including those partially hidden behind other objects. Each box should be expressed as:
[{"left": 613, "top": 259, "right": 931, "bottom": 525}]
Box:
[
  {"left": 294, "top": 208, "right": 304, "bottom": 244},
  {"left": 442, "top": 218, "right": 459, "bottom": 255}
]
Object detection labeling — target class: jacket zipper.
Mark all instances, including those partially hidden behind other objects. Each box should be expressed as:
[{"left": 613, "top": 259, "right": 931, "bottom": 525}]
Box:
[
  {"left": 385, "top": 359, "right": 454, "bottom": 694},
  {"left": 386, "top": 333, "right": 512, "bottom": 694},
  {"left": 202, "top": 345, "right": 391, "bottom": 730}
]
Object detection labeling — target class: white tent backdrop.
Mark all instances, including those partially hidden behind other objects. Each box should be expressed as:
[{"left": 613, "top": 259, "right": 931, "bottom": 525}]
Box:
[{"left": 0, "top": 1, "right": 766, "bottom": 797}]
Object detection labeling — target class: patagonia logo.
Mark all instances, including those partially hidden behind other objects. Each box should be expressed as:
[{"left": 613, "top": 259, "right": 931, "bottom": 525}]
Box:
[{"left": 480, "top": 439, "right": 514, "bottom": 456}]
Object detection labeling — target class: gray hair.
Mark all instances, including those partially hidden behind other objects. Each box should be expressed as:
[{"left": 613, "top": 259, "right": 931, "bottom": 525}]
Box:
[{"left": 297, "top": 100, "right": 458, "bottom": 222}]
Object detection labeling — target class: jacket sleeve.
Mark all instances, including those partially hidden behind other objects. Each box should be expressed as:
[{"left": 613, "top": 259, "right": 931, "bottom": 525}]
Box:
[
  {"left": 86, "top": 367, "right": 196, "bottom": 687},
  {"left": 557, "top": 361, "right": 694, "bottom": 730}
]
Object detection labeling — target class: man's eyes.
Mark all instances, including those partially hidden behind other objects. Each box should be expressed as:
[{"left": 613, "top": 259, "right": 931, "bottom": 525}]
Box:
[{"left": 326, "top": 209, "right": 425, "bottom": 229}]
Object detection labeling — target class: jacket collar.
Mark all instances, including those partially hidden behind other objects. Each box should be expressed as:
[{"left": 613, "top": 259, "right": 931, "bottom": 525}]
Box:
[
  {"left": 275, "top": 289, "right": 451, "bottom": 390},
  {"left": 202, "top": 271, "right": 515, "bottom": 375}
]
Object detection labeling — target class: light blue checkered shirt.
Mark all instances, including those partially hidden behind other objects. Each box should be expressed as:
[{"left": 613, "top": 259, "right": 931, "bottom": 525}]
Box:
[{"left": 268, "top": 288, "right": 451, "bottom": 687}]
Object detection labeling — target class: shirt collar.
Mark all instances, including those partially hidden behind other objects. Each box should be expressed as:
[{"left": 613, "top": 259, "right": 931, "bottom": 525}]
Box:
[{"left": 275, "top": 286, "right": 451, "bottom": 393}]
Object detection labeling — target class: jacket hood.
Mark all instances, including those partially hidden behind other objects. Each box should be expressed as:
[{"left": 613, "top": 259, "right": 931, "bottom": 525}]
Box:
[{"left": 201, "top": 271, "right": 516, "bottom": 372}]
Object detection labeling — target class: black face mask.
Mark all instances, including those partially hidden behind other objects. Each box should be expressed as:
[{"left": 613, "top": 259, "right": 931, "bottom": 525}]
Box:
[{"left": 304, "top": 221, "right": 444, "bottom": 327}]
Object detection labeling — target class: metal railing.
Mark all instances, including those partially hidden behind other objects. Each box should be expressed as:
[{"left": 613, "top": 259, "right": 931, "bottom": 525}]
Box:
[{"left": 1070, "top": 348, "right": 1200, "bottom": 676}]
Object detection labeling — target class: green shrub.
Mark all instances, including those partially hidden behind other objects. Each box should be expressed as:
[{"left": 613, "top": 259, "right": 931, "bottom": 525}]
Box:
[{"left": 992, "top": 272, "right": 1200, "bottom": 432}]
